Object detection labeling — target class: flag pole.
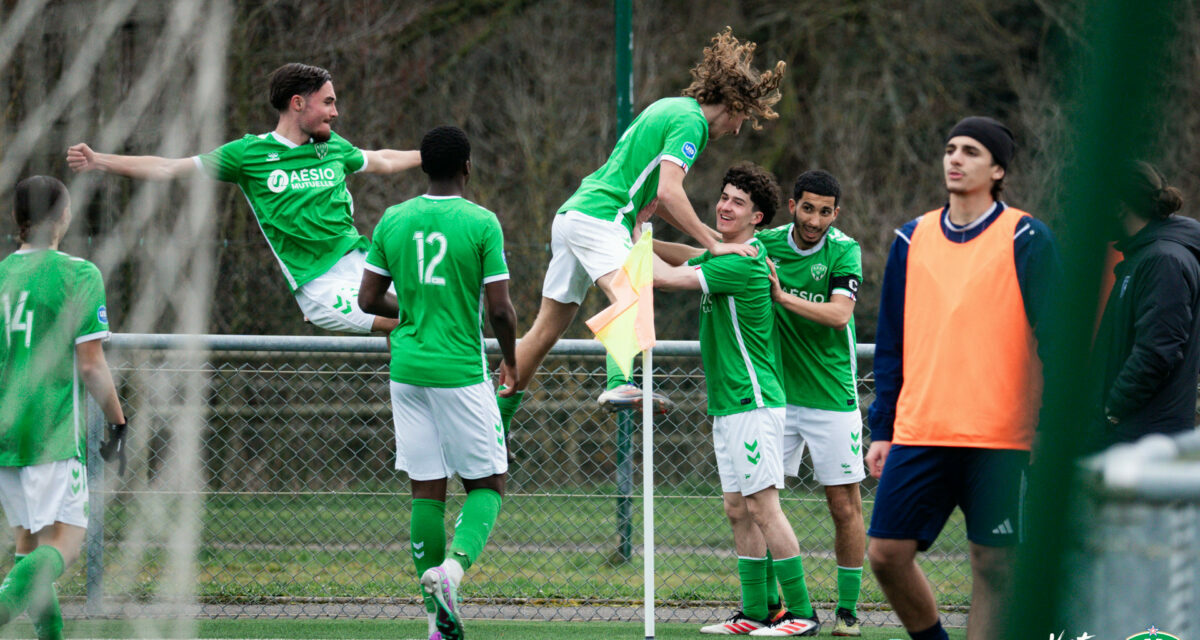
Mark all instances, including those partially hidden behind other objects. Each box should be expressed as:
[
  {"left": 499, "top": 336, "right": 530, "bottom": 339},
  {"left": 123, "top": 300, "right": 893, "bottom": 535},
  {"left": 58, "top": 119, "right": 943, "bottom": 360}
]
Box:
[{"left": 641, "top": 221, "right": 655, "bottom": 640}]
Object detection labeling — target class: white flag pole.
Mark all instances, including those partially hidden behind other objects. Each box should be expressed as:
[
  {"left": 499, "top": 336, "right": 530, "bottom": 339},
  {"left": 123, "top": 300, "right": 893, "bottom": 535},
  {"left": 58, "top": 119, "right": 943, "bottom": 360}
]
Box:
[{"left": 641, "top": 221, "right": 655, "bottom": 640}]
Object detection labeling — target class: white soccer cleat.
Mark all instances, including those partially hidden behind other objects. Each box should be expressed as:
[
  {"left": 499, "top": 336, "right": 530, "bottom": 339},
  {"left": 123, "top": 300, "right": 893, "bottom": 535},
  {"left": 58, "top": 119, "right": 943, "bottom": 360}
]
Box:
[
  {"left": 749, "top": 609, "right": 820, "bottom": 636},
  {"left": 420, "top": 566, "right": 463, "bottom": 640},
  {"left": 596, "top": 383, "right": 673, "bottom": 414},
  {"left": 700, "top": 610, "right": 770, "bottom": 635}
]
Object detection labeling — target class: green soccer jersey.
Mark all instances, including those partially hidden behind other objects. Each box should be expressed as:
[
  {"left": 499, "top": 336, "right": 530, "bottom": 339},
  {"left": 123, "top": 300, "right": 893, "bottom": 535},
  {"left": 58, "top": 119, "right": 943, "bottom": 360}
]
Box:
[
  {"left": 687, "top": 239, "right": 785, "bottom": 416},
  {"left": 366, "top": 195, "right": 509, "bottom": 387},
  {"left": 0, "top": 250, "right": 110, "bottom": 466},
  {"left": 558, "top": 97, "right": 709, "bottom": 232},
  {"left": 756, "top": 225, "right": 862, "bottom": 411},
  {"left": 197, "top": 131, "right": 368, "bottom": 292}
]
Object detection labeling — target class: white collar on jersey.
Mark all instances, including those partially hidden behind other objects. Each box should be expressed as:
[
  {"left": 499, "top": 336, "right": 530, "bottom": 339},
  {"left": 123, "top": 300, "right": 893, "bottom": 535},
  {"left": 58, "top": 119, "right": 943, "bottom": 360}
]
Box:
[
  {"left": 421, "top": 194, "right": 462, "bottom": 200},
  {"left": 267, "top": 131, "right": 302, "bottom": 149},
  {"left": 786, "top": 223, "right": 828, "bottom": 256}
]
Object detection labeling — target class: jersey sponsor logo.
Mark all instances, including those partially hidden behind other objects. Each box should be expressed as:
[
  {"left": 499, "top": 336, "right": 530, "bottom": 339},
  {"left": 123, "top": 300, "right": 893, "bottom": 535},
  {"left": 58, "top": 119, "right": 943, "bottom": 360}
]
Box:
[
  {"left": 682, "top": 142, "right": 697, "bottom": 160},
  {"left": 810, "top": 263, "right": 828, "bottom": 280},
  {"left": 98, "top": 305, "right": 108, "bottom": 325},
  {"left": 314, "top": 142, "right": 328, "bottom": 159},
  {"left": 784, "top": 286, "right": 826, "bottom": 303},
  {"left": 268, "top": 167, "right": 339, "bottom": 193},
  {"left": 267, "top": 169, "right": 289, "bottom": 193}
]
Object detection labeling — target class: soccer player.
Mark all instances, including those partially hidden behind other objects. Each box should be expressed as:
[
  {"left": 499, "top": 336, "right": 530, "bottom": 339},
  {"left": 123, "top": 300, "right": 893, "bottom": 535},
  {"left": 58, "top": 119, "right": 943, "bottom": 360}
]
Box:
[
  {"left": 357, "top": 126, "right": 516, "bottom": 640},
  {"left": 496, "top": 28, "right": 786, "bottom": 425},
  {"left": 866, "top": 117, "right": 1057, "bottom": 640},
  {"left": 757, "top": 170, "right": 866, "bottom": 636},
  {"left": 654, "top": 162, "right": 819, "bottom": 637},
  {"left": 0, "top": 176, "right": 129, "bottom": 640},
  {"left": 67, "top": 62, "right": 420, "bottom": 335}
]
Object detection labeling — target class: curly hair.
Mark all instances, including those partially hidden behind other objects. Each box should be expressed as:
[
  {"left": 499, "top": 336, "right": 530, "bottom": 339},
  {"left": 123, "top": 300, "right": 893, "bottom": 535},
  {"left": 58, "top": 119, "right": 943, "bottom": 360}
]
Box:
[
  {"left": 420, "top": 125, "right": 471, "bottom": 180},
  {"left": 682, "top": 27, "right": 786, "bottom": 131},
  {"left": 723, "top": 161, "right": 781, "bottom": 228}
]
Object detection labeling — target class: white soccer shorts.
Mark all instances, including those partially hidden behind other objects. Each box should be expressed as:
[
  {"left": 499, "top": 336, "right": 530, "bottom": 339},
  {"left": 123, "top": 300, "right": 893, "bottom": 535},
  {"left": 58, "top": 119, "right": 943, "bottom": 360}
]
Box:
[
  {"left": 712, "top": 407, "right": 786, "bottom": 496},
  {"left": 0, "top": 458, "right": 88, "bottom": 533},
  {"left": 294, "top": 250, "right": 395, "bottom": 334},
  {"left": 541, "top": 211, "right": 632, "bottom": 305},
  {"left": 390, "top": 380, "right": 508, "bottom": 481},
  {"left": 783, "top": 404, "right": 867, "bottom": 486}
]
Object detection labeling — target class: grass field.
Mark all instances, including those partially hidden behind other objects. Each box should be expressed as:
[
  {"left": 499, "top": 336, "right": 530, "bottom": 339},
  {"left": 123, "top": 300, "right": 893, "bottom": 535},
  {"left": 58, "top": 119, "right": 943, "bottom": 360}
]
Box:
[
  {"left": 0, "top": 618, "right": 967, "bottom": 639},
  {"left": 15, "top": 488, "right": 972, "bottom": 624}
]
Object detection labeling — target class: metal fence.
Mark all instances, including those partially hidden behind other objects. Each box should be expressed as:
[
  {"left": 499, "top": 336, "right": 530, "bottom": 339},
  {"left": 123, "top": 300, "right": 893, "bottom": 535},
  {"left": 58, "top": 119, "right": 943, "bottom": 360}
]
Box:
[{"left": 56, "top": 334, "right": 975, "bottom": 625}]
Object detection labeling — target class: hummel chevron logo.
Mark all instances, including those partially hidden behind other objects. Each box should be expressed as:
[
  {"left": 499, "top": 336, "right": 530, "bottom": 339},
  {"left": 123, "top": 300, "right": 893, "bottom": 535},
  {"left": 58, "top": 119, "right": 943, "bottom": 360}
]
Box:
[
  {"left": 992, "top": 518, "right": 1014, "bottom": 535},
  {"left": 850, "top": 432, "right": 860, "bottom": 442},
  {"left": 412, "top": 541, "right": 425, "bottom": 559},
  {"left": 850, "top": 443, "right": 861, "bottom": 455},
  {"left": 333, "top": 295, "right": 354, "bottom": 315},
  {"left": 746, "top": 453, "right": 760, "bottom": 465},
  {"left": 744, "top": 440, "right": 758, "bottom": 452},
  {"left": 70, "top": 467, "right": 83, "bottom": 494}
]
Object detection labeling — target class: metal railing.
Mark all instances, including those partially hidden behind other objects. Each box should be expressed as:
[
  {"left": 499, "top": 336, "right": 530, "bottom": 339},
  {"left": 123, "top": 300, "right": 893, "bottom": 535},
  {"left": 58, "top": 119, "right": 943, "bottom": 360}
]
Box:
[{"left": 69, "top": 333, "right": 961, "bottom": 625}]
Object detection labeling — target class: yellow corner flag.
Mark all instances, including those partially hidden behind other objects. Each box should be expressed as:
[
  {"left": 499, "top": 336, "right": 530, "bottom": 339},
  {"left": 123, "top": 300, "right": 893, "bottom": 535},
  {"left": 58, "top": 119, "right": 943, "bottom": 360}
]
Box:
[{"left": 586, "top": 227, "right": 656, "bottom": 378}]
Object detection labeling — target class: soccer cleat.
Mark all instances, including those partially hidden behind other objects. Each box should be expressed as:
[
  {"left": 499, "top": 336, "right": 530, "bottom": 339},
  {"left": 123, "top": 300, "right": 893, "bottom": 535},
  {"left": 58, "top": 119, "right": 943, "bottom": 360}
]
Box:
[
  {"left": 699, "top": 610, "right": 769, "bottom": 635},
  {"left": 420, "top": 567, "right": 463, "bottom": 640},
  {"left": 831, "top": 607, "right": 861, "bottom": 636},
  {"left": 428, "top": 633, "right": 443, "bottom": 640},
  {"left": 749, "top": 609, "right": 820, "bottom": 636},
  {"left": 597, "top": 383, "right": 673, "bottom": 414}
]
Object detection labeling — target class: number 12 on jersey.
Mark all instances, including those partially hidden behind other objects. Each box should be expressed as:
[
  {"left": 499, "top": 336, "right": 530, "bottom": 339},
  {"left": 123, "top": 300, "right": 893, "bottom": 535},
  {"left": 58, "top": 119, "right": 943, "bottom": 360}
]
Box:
[
  {"left": 413, "top": 231, "right": 448, "bottom": 286},
  {"left": 2, "top": 291, "right": 33, "bottom": 348}
]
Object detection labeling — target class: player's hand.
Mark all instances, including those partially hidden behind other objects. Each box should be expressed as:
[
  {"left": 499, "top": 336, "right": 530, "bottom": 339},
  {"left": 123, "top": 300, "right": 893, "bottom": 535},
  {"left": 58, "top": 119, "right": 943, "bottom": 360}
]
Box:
[
  {"left": 865, "top": 440, "right": 891, "bottom": 479},
  {"left": 766, "top": 259, "right": 784, "bottom": 302},
  {"left": 709, "top": 242, "right": 758, "bottom": 258},
  {"left": 67, "top": 143, "right": 99, "bottom": 173},
  {"left": 99, "top": 420, "right": 129, "bottom": 476},
  {"left": 497, "top": 361, "right": 518, "bottom": 397}
]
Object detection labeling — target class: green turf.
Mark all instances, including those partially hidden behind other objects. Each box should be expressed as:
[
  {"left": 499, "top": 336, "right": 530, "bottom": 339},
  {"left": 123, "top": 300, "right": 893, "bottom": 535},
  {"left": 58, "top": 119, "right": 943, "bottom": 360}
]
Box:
[{"left": 0, "top": 617, "right": 967, "bottom": 639}]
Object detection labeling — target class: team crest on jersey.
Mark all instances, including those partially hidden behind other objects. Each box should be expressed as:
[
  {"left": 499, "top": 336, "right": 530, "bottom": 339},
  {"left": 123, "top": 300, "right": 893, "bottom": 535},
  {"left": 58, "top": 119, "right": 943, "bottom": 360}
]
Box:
[
  {"left": 97, "top": 305, "right": 108, "bottom": 324},
  {"left": 682, "top": 142, "right": 697, "bottom": 160},
  {"left": 314, "top": 142, "right": 328, "bottom": 159},
  {"left": 811, "top": 263, "right": 828, "bottom": 280}
]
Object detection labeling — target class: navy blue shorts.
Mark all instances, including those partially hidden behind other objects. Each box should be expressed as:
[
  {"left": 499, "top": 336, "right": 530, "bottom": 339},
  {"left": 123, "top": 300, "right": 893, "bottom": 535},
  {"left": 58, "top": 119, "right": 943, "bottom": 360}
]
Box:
[{"left": 867, "top": 444, "right": 1029, "bottom": 551}]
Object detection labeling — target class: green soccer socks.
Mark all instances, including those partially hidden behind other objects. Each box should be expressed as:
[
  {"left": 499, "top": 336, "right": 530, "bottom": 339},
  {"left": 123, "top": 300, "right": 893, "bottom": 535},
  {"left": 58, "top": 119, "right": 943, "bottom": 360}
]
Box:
[
  {"left": 497, "top": 389, "right": 525, "bottom": 435},
  {"left": 606, "top": 354, "right": 630, "bottom": 390},
  {"left": 773, "top": 554, "right": 815, "bottom": 619},
  {"left": 764, "top": 550, "right": 782, "bottom": 613},
  {"left": 736, "top": 556, "right": 769, "bottom": 621},
  {"left": 411, "top": 498, "right": 447, "bottom": 631},
  {"left": 837, "top": 565, "right": 863, "bottom": 615},
  {"left": 447, "top": 488, "right": 502, "bottom": 572},
  {"left": 0, "top": 546, "right": 64, "bottom": 628}
]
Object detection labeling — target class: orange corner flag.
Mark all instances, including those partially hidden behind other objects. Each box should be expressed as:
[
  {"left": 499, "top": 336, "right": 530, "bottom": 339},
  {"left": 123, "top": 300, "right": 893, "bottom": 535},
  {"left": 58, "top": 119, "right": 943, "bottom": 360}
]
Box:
[{"left": 586, "top": 228, "right": 656, "bottom": 378}]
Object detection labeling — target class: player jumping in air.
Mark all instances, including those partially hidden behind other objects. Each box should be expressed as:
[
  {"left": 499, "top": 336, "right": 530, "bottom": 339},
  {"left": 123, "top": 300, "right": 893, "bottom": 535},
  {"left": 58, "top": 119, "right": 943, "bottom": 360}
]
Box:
[
  {"left": 67, "top": 63, "right": 420, "bottom": 335},
  {"left": 0, "top": 176, "right": 129, "bottom": 640},
  {"left": 496, "top": 28, "right": 786, "bottom": 430},
  {"left": 358, "top": 126, "right": 517, "bottom": 640}
]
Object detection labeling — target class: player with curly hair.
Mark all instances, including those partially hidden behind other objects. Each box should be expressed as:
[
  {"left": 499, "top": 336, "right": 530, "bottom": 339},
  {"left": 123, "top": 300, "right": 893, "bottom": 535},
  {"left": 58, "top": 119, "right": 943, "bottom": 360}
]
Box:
[
  {"left": 652, "top": 163, "right": 821, "bottom": 637},
  {"left": 497, "top": 27, "right": 786, "bottom": 429}
]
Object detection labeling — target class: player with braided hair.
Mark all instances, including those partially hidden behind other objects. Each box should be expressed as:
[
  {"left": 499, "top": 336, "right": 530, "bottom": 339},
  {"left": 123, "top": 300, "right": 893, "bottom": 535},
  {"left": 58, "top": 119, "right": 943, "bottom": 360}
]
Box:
[{"left": 497, "top": 27, "right": 786, "bottom": 429}]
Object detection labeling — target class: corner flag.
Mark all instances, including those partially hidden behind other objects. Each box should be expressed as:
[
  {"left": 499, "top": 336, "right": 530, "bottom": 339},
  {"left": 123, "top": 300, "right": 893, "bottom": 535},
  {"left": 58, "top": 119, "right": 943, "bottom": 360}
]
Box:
[{"left": 586, "top": 227, "right": 655, "bottom": 376}]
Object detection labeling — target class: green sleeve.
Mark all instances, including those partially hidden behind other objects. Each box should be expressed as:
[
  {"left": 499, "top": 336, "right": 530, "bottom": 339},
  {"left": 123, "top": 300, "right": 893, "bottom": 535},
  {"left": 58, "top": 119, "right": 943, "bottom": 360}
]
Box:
[
  {"left": 480, "top": 215, "right": 509, "bottom": 280},
  {"left": 74, "top": 263, "right": 109, "bottom": 340},
  {"left": 338, "top": 135, "right": 366, "bottom": 173},
  {"left": 365, "top": 215, "right": 391, "bottom": 275},
  {"left": 196, "top": 138, "right": 247, "bottom": 183},
  {"left": 659, "top": 113, "right": 707, "bottom": 171},
  {"left": 698, "top": 254, "right": 756, "bottom": 295},
  {"left": 833, "top": 241, "right": 863, "bottom": 279}
]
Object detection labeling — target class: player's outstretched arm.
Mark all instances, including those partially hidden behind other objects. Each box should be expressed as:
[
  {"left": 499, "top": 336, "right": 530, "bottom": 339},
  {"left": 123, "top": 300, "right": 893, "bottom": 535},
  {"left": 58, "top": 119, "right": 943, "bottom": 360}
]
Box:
[
  {"left": 767, "top": 261, "right": 856, "bottom": 330},
  {"left": 652, "top": 254, "right": 702, "bottom": 291},
  {"left": 484, "top": 280, "right": 518, "bottom": 382},
  {"left": 76, "top": 339, "right": 126, "bottom": 425},
  {"left": 360, "top": 149, "right": 421, "bottom": 174},
  {"left": 656, "top": 162, "right": 754, "bottom": 257},
  {"left": 358, "top": 271, "right": 399, "bottom": 318},
  {"left": 652, "top": 239, "right": 703, "bottom": 267},
  {"left": 67, "top": 143, "right": 197, "bottom": 181}
]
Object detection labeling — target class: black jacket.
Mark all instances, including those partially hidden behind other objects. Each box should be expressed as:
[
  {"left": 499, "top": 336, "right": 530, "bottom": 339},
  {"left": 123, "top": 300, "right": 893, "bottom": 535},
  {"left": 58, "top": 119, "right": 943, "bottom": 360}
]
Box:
[{"left": 1094, "top": 215, "right": 1200, "bottom": 445}]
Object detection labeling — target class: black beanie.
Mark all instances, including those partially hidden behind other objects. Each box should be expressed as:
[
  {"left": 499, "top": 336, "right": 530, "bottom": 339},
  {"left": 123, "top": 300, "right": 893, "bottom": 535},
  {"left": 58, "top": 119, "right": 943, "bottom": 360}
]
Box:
[{"left": 946, "top": 116, "right": 1015, "bottom": 169}]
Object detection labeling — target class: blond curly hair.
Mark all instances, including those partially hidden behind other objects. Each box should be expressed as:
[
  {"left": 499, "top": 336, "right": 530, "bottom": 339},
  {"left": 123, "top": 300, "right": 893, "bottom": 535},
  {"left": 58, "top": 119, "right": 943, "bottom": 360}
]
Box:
[{"left": 682, "top": 27, "right": 786, "bottom": 130}]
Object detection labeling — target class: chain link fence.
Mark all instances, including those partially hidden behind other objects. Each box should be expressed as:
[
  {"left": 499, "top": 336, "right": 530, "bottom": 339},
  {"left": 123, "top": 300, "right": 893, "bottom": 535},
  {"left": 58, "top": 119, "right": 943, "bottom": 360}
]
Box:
[{"left": 42, "top": 334, "right": 976, "bottom": 625}]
